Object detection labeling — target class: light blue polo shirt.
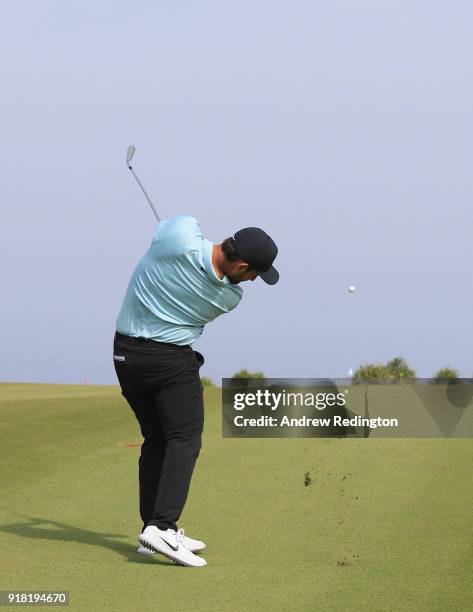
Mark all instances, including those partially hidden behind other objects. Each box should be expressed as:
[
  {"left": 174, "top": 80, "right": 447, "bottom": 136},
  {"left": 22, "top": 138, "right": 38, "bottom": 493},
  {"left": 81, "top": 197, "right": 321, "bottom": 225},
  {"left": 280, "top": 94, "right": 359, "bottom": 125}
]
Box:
[{"left": 116, "top": 215, "right": 243, "bottom": 345}]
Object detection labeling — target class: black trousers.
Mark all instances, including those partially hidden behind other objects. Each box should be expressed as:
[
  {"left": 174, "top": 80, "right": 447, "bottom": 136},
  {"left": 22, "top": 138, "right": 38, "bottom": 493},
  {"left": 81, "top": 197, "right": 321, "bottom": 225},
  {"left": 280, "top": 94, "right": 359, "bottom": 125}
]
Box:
[{"left": 113, "top": 332, "right": 205, "bottom": 532}]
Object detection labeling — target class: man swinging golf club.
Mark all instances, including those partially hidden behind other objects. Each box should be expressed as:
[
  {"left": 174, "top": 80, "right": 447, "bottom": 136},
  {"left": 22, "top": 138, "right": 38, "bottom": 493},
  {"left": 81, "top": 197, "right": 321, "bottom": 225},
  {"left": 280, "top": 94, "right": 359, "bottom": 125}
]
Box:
[{"left": 113, "top": 192, "right": 279, "bottom": 566}]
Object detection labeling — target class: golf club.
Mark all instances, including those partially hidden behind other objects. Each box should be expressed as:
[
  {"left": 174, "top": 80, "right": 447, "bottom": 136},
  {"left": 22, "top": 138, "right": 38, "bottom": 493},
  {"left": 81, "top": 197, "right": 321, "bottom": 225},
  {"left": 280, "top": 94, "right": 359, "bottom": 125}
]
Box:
[{"left": 126, "top": 145, "right": 161, "bottom": 222}]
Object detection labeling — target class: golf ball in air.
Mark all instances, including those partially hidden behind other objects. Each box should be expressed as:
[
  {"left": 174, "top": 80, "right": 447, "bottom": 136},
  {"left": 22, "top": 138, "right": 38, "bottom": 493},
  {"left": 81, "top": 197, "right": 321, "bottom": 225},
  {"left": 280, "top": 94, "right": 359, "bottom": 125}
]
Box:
[{"left": 348, "top": 286, "right": 356, "bottom": 293}]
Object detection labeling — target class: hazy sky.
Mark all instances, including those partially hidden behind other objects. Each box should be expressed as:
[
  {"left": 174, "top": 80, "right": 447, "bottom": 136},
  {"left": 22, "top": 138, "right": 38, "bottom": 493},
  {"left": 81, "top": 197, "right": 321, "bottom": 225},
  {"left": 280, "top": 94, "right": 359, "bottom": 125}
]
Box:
[{"left": 2, "top": 1, "right": 472, "bottom": 384}]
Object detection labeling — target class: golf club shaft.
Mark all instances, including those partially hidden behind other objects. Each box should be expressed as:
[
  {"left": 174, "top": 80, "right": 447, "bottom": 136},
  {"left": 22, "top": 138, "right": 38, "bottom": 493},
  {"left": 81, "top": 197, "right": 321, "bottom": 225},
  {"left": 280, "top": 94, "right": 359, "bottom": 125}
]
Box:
[{"left": 129, "top": 166, "right": 161, "bottom": 222}]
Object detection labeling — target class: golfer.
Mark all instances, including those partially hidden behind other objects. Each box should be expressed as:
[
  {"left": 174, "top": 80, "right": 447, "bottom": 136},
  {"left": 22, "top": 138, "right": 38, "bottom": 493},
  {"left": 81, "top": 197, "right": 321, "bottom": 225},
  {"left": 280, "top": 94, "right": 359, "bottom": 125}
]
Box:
[{"left": 113, "top": 215, "right": 278, "bottom": 567}]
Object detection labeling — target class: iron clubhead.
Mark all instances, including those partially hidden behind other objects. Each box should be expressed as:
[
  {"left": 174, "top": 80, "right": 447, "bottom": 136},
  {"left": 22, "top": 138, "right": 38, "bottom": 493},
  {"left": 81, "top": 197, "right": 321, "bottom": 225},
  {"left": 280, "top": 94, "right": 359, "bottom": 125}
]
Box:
[{"left": 126, "top": 145, "right": 136, "bottom": 168}]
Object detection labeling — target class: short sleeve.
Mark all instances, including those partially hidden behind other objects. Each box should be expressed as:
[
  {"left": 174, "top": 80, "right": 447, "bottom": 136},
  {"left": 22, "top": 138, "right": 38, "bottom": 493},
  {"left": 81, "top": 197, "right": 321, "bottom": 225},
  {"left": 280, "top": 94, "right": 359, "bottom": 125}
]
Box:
[{"left": 151, "top": 216, "right": 203, "bottom": 256}]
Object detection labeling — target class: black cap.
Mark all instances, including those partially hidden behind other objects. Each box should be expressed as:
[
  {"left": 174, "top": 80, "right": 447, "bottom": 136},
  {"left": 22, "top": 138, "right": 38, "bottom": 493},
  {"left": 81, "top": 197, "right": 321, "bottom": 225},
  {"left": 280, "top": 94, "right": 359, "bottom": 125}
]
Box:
[{"left": 232, "top": 227, "right": 279, "bottom": 285}]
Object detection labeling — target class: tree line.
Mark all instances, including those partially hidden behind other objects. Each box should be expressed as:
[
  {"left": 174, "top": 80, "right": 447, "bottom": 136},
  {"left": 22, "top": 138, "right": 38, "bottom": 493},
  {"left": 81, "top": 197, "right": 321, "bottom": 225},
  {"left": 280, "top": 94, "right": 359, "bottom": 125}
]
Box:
[{"left": 201, "top": 360, "right": 463, "bottom": 387}]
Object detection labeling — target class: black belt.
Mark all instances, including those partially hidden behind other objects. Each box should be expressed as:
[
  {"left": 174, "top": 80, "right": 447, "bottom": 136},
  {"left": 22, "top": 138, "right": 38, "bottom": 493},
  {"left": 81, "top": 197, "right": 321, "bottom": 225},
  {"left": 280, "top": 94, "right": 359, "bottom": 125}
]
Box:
[{"left": 114, "top": 331, "right": 192, "bottom": 352}]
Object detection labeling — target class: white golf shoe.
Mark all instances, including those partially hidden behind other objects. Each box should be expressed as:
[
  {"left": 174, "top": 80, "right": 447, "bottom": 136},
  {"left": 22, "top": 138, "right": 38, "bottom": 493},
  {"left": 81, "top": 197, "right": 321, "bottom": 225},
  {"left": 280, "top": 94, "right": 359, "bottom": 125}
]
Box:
[
  {"left": 137, "top": 544, "right": 155, "bottom": 556},
  {"left": 180, "top": 531, "right": 206, "bottom": 553},
  {"left": 139, "top": 526, "right": 207, "bottom": 567},
  {"left": 137, "top": 530, "right": 206, "bottom": 555}
]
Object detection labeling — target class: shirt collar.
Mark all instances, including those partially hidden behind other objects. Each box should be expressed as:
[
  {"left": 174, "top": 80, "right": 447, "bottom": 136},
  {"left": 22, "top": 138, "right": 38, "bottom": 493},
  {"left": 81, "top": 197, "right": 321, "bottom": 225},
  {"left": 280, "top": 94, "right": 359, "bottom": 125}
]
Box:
[{"left": 203, "top": 239, "right": 232, "bottom": 286}]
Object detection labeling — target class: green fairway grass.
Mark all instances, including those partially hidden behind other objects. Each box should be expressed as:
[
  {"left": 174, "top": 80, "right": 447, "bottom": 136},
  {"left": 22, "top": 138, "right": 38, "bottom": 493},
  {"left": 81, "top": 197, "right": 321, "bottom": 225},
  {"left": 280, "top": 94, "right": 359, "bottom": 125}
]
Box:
[{"left": 0, "top": 383, "right": 472, "bottom": 611}]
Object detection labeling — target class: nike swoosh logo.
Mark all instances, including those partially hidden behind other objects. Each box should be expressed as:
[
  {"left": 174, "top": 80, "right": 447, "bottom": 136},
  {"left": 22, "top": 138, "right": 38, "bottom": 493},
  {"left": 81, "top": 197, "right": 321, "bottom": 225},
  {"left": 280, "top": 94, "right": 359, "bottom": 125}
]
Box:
[{"left": 162, "top": 537, "right": 179, "bottom": 552}]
